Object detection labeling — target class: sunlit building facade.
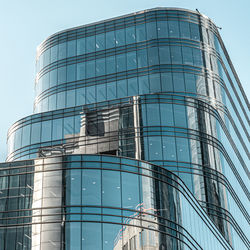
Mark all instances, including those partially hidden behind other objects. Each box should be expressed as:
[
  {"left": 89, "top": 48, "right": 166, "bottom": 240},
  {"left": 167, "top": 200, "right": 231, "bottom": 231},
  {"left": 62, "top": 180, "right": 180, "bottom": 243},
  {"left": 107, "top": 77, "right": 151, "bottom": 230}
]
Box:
[{"left": 0, "top": 7, "right": 249, "bottom": 250}]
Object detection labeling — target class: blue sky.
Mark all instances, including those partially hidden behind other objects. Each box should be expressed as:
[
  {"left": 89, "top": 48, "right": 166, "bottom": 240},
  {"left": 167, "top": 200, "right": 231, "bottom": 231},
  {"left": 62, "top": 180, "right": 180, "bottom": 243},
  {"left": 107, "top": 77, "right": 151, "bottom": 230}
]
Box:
[{"left": 0, "top": 0, "right": 249, "bottom": 161}]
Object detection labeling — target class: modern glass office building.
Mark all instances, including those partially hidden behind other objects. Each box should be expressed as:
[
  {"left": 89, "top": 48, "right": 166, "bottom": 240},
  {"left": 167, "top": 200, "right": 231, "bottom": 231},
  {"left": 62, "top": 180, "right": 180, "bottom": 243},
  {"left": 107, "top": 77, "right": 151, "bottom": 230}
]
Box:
[{"left": 0, "top": 7, "right": 249, "bottom": 250}]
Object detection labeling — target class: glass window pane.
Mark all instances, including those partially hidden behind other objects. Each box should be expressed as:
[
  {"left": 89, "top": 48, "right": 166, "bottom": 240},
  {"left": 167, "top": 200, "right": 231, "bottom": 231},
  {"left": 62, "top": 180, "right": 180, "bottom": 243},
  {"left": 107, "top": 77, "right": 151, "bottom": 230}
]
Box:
[
  {"left": 117, "top": 79, "right": 127, "bottom": 98},
  {"left": 106, "top": 56, "right": 115, "bottom": 74},
  {"left": 157, "top": 21, "right": 168, "bottom": 38},
  {"left": 193, "top": 48, "right": 203, "bottom": 67},
  {"left": 136, "top": 23, "right": 146, "bottom": 42},
  {"left": 52, "top": 118, "right": 63, "bottom": 141},
  {"left": 66, "top": 89, "right": 76, "bottom": 108},
  {"left": 146, "top": 22, "right": 157, "bottom": 40},
  {"left": 179, "top": 21, "right": 190, "bottom": 39},
  {"left": 77, "top": 38, "right": 86, "bottom": 55},
  {"left": 86, "top": 60, "right": 95, "bottom": 78},
  {"left": 82, "top": 170, "right": 101, "bottom": 205},
  {"left": 82, "top": 223, "right": 102, "bottom": 249},
  {"left": 67, "top": 40, "right": 76, "bottom": 57},
  {"left": 86, "top": 36, "right": 95, "bottom": 53},
  {"left": 148, "top": 136, "right": 162, "bottom": 160},
  {"left": 182, "top": 46, "right": 193, "bottom": 65},
  {"left": 185, "top": 73, "right": 196, "bottom": 93},
  {"left": 149, "top": 73, "right": 161, "bottom": 92},
  {"left": 147, "top": 103, "right": 160, "bottom": 126},
  {"left": 168, "top": 20, "right": 180, "bottom": 37},
  {"left": 148, "top": 47, "right": 159, "bottom": 66},
  {"left": 160, "top": 103, "right": 174, "bottom": 126},
  {"left": 138, "top": 75, "right": 149, "bottom": 95},
  {"left": 176, "top": 137, "right": 190, "bottom": 162},
  {"left": 107, "top": 81, "right": 116, "bottom": 99},
  {"left": 43, "top": 48, "right": 50, "bottom": 66},
  {"left": 41, "top": 120, "right": 52, "bottom": 142},
  {"left": 126, "top": 26, "right": 136, "bottom": 44},
  {"left": 58, "top": 42, "right": 67, "bottom": 60},
  {"left": 128, "top": 78, "right": 138, "bottom": 96},
  {"left": 51, "top": 45, "right": 58, "bottom": 63},
  {"left": 170, "top": 46, "right": 182, "bottom": 64},
  {"left": 174, "top": 104, "right": 187, "bottom": 127},
  {"left": 137, "top": 48, "right": 148, "bottom": 68},
  {"left": 162, "top": 136, "right": 176, "bottom": 161},
  {"left": 31, "top": 123, "right": 41, "bottom": 144},
  {"left": 106, "top": 31, "right": 115, "bottom": 49},
  {"left": 48, "top": 94, "right": 56, "bottom": 110},
  {"left": 67, "top": 64, "right": 76, "bottom": 82},
  {"left": 96, "top": 33, "right": 105, "bottom": 51},
  {"left": 77, "top": 62, "right": 85, "bottom": 80},
  {"left": 58, "top": 66, "right": 67, "bottom": 84},
  {"left": 115, "top": 28, "right": 125, "bottom": 46},
  {"left": 190, "top": 23, "right": 200, "bottom": 41},
  {"left": 159, "top": 46, "right": 171, "bottom": 64},
  {"left": 122, "top": 172, "right": 139, "bottom": 210},
  {"left": 102, "top": 170, "right": 121, "bottom": 207},
  {"left": 57, "top": 91, "right": 65, "bottom": 109},
  {"left": 50, "top": 68, "right": 58, "bottom": 87},
  {"left": 127, "top": 51, "right": 137, "bottom": 70},
  {"left": 97, "top": 84, "right": 106, "bottom": 102},
  {"left": 161, "top": 72, "right": 173, "bottom": 92},
  {"left": 22, "top": 124, "right": 31, "bottom": 147},
  {"left": 76, "top": 87, "right": 86, "bottom": 106},
  {"left": 86, "top": 85, "right": 96, "bottom": 104},
  {"left": 96, "top": 58, "right": 105, "bottom": 76},
  {"left": 116, "top": 53, "right": 126, "bottom": 72},
  {"left": 173, "top": 72, "right": 185, "bottom": 92}
]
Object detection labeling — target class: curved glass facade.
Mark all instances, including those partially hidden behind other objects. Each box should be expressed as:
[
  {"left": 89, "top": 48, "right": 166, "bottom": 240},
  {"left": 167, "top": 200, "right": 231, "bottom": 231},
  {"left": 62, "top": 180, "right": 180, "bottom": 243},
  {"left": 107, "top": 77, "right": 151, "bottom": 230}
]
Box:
[
  {"left": 0, "top": 155, "right": 233, "bottom": 250},
  {"left": 1, "top": 7, "right": 249, "bottom": 250}
]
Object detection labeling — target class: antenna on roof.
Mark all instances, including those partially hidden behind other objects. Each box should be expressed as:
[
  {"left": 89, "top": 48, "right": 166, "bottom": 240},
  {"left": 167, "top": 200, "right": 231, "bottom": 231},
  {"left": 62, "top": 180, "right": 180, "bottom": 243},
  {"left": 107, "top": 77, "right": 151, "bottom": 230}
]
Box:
[
  {"left": 196, "top": 9, "right": 200, "bottom": 14},
  {"left": 217, "top": 26, "right": 222, "bottom": 30}
]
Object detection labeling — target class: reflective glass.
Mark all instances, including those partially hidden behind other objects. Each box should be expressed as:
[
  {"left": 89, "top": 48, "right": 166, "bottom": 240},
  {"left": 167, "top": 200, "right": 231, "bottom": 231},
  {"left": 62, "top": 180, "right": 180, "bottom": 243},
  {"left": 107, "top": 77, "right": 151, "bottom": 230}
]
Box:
[
  {"left": 106, "top": 56, "right": 116, "bottom": 74},
  {"left": 138, "top": 75, "right": 149, "bottom": 94},
  {"left": 82, "top": 223, "right": 102, "bottom": 249},
  {"left": 96, "top": 58, "right": 105, "bottom": 76},
  {"left": 58, "top": 66, "right": 67, "bottom": 84},
  {"left": 125, "top": 26, "right": 136, "bottom": 44},
  {"left": 148, "top": 47, "right": 159, "bottom": 66},
  {"left": 67, "top": 64, "right": 76, "bottom": 82},
  {"left": 52, "top": 118, "right": 63, "bottom": 140},
  {"left": 137, "top": 48, "right": 148, "bottom": 68},
  {"left": 86, "top": 36, "right": 95, "bottom": 53},
  {"left": 67, "top": 40, "right": 76, "bottom": 57},
  {"left": 77, "top": 38, "right": 86, "bottom": 55},
  {"left": 159, "top": 46, "right": 171, "bottom": 64},
  {"left": 173, "top": 72, "right": 185, "bottom": 92},
  {"left": 58, "top": 42, "right": 67, "bottom": 60},
  {"left": 96, "top": 33, "right": 105, "bottom": 51},
  {"left": 146, "top": 21, "right": 157, "bottom": 40},
  {"left": 31, "top": 122, "right": 41, "bottom": 144},
  {"left": 102, "top": 170, "right": 121, "bottom": 207},
  {"left": 106, "top": 31, "right": 115, "bottom": 49},
  {"left": 136, "top": 23, "right": 146, "bottom": 42},
  {"left": 116, "top": 53, "right": 126, "bottom": 72},
  {"left": 86, "top": 60, "right": 95, "bottom": 78},
  {"left": 82, "top": 170, "right": 101, "bottom": 205},
  {"left": 51, "top": 45, "right": 58, "bottom": 63},
  {"left": 127, "top": 51, "right": 137, "bottom": 70},
  {"left": 161, "top": 72, "right": 173, "bottom": 92},
  {"left": 168, "top": 20, "right": 180, "bottom": 37},
  {"left": 41, "top": 120, "right": 52, "bottom": 142},
  {"left": 157, "top": 20, "right": 169, "bottom": 38},
  {"left": 115, "top": 28, "right": 125, "bottom": 46},
  {"left": 179, "top": 21, "right": 190, "bottom": 39},
  {"left": 77, "top": 62, "right": 85, "bottom": 80}
]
